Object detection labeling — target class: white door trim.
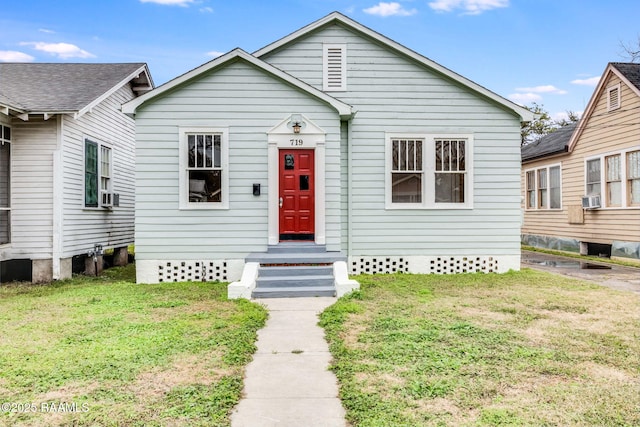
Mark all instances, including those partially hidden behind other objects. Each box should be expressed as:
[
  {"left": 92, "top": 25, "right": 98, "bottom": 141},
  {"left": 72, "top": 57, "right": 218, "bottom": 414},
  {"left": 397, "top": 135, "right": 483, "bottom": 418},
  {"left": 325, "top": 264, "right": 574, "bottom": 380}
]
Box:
[{"left": 267, "top": 115, "right": 326, "bottom": 245}]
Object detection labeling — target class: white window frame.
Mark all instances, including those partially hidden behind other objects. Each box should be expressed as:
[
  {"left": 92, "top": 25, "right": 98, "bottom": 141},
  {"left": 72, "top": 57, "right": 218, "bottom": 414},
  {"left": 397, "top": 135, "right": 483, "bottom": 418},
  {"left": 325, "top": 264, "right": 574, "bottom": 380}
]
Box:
[
  {"left": 83, "top": 136, "right": 113, "bottom": 209},
  {"left": 178, "top": 127, "right": 229, "bottom": 210},
  {"left": 607, "top": 84, "right": 621, "bottom": 112},
  {"left": 0, "top": 124, "right": 11, "bottom": 245},
  {"left": 323, "top": 43, "right": 347, "bottom": 92},
  {"left": 628, "top": 150, "right": 640, "bottom": 206},
  {"left": 525, "top": 170, "right": 536, "bottom": 209},
  {"left": 585, "top": 146, "right": 640, "bottom": 209},
  {"left": 524, "top": 164, "right": 562, "bottom": 211},
  {"left": 385, "top": 133, "right": 473, "bottom": 209}
]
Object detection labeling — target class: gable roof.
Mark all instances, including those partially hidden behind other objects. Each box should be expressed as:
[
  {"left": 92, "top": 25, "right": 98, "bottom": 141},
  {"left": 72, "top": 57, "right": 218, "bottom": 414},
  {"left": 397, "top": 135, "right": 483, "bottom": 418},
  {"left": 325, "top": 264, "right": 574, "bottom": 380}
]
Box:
[
  {"left": 254, "top": 11, "right": 534, "bottom": 123},
  {"left": 568, "top": 62, "right": 640, "bottom": 151},
  {"left": 611, "top": 62, "right": 640, "bottom": 92},
  {"left": 122, "top": 48, "right": 354, "bottom": 119},
  {"left": 0, "top": 63, "right": 153, "bottom": 119},
  {"left": 521, "top": 123, "right": 576, "bottom": 162}
]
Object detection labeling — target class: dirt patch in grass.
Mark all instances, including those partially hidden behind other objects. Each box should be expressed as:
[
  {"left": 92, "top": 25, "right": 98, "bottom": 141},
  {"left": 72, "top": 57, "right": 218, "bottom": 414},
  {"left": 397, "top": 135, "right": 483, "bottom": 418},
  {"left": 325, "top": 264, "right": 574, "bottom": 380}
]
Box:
[
  {"left": 321, "top": 269, "right": 640, "bottom": 426},
  {"left": 131, "top": 353, "right": 232, "bottom": 400}
]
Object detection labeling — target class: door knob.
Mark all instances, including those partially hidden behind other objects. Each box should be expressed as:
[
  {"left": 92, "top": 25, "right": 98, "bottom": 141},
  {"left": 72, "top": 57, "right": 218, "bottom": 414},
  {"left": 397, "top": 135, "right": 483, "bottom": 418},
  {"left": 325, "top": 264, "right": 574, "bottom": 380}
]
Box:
[{"left": 279, "top": 197, "right": 283, "bottom": 208}]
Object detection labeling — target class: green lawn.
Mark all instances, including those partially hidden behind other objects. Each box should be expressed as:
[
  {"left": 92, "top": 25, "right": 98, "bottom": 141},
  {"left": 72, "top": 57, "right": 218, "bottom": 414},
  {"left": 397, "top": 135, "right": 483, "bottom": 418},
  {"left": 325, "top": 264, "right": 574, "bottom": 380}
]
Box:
[
  {"left": 0, "top": 265, "right": 267, "bottom": 427},
  {"left": 320, "top": 269, "right": 640, "bottom": 427}
]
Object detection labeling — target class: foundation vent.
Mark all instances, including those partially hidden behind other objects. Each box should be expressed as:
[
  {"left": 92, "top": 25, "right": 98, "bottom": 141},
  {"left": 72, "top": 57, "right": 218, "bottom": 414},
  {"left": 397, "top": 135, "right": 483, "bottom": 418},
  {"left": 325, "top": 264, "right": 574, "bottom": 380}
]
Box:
[
  {"left": 428, "top": 256, "right": 498, "bottom": 274},
  {"left": 350, "top": 257, "right": 409, "bottom": 275},
  {"left": 158, "top": 261, "right": 228, "bottom": 283}
]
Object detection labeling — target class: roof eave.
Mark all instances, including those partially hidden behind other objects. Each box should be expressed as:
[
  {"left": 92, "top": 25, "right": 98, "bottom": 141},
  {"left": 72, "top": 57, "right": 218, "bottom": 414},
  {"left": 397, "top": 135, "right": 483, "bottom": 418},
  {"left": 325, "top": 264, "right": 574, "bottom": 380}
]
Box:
[
  {"left": 522, "top": 148, "right": 569, "bottom": 164},
  {"left": 122, "top": 49, "right": 354, "bottom": 119},
  {"left": 0, "top": 103, "right": 76, "bottom": 121},
  {"left": 78, "top": 64, "right": 152, "bottom": 119},
  {"left": 566, "top": 63, "right": 635, "bottom": 152}
]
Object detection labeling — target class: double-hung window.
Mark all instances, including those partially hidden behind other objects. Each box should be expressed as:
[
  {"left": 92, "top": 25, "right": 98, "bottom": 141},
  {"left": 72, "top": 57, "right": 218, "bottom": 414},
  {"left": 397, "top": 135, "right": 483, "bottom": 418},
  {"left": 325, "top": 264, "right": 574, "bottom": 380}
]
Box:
[
  {"left": 387, "top": 134, "right": 472, "bottom": 209},
  {"left": 585, "top": 148, "right": 640, "bottom": 208},
  {"left": 606, "top": 155, "right": 621, "bottom": 206},
  {"left": 537, "top": 169, "right": 547, "bottom": 208},
  {"left": 549, "top": 166, "right": 561, "bottom": 209},
  {"left": 84, "top": 138, "right": 112, "bottom": 208},
  {"left": 586, "top": 159, "right": 601, "bottom": 196},
  {"left": 524, "top": 165, "right": 561, "bottom": 210},
  {"left": 0, "top": 125, "right": 10, "bottom": 244},
  {"left": 628, "top": 150, "right": 640, "bottom": 206},
  {"left": 391, "top": 138, "right": 423, "bottom": 203},
  {"left": 526, "top": 171, "right": 535, "bottom": 209},
  {"left": 435, "top": 139, "right": 466, "bottom": 203},
  {"left": 179, "top": 127, "right": 228, "bottom": 209}
]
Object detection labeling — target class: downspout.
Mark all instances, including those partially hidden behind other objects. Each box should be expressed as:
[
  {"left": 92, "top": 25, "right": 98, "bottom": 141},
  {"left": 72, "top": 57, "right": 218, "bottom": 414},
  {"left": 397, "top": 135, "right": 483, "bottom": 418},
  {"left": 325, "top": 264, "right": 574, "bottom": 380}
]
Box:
[
  {"left": 51, "top": 115, "right": 63, "bottom": 279},
  {"left": 347, "top": 118, "right": 353, "bottom": 258}
]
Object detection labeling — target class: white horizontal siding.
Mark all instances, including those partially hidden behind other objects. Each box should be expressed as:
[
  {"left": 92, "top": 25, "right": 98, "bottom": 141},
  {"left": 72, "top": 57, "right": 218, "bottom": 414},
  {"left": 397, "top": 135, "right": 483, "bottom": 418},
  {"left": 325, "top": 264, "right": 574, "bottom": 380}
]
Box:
[
  {"left": 135, "top": 61, "right": 342, "bottom": 260},
  {"left": 263, "top": 23, "right": 523, "bottom": 257},
  {"left": 61, "top": 85, "right": 137, "bottom": 256},
  {"left": 6, "top": 118, "right": 57, "bottom": 259}
]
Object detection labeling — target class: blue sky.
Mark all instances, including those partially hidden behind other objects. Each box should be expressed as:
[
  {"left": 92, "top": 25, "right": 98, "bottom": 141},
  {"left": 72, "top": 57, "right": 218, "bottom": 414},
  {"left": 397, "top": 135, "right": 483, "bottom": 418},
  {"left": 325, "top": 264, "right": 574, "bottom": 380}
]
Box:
[{"left": 2, "top": 0, "right": 639, "bottom": 120}]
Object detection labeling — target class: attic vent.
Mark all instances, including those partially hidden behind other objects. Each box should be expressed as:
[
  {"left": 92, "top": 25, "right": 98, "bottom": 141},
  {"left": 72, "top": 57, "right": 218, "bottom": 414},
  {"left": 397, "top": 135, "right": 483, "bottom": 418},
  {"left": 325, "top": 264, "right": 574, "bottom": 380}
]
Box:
[
  {"left": 323, "top": 44, "right": 346, "bottom": 92},
  {"left": 607, "top": 84, "right": 620, "bottom": 111}
]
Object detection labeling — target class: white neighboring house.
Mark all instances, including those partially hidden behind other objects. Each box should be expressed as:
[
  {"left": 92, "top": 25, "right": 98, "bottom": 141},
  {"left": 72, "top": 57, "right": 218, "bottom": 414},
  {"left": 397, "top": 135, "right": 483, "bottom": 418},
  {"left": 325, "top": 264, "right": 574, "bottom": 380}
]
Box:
[
  {"left": 122, "top": 12, "right": 533, "bottom": 298},
  {"left": 0, "top": 63, "right": 153, "bottom": 283}
]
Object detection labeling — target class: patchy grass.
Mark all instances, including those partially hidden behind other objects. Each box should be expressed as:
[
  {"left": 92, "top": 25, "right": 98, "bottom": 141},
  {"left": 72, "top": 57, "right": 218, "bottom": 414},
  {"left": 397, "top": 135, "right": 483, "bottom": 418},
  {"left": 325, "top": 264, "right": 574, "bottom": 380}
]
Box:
[
  {"left": 320, "top": 269, "right": 640, "bottom": 426},
  {"left": 0, "top": 265, "right": 267, "bottom": 427}
]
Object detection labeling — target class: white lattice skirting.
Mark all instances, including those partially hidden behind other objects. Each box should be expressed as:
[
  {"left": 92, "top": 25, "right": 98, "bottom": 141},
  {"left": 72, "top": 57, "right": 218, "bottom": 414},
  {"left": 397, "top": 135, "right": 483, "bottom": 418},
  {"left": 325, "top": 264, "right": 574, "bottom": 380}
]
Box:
[
  {"left": 136, "top": 255, "right": 519, "bottom": 284},
  {"left": 350, "top": 255, "right": 519, "bottom": 275},
  {"left": 136, "top": 259, "right": 245, "bottom": 284}
]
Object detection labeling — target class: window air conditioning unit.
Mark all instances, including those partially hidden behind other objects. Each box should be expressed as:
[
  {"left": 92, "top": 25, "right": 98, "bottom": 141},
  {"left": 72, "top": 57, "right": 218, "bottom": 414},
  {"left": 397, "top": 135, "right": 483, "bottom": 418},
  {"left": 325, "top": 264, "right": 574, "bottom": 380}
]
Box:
[
  {"left": 101, "top": 191, "right": 113, "bottom": 208},
  {"left": 581, "top": 195, "right": 601, "bottom": 209}
]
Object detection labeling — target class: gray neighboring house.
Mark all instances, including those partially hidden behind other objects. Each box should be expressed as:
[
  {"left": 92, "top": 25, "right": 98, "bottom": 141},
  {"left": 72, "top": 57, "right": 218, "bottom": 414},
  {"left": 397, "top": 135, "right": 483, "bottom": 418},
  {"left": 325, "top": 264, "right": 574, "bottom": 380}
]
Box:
[
  {"left": 123, "top": 12, "right": 533, "bottom": 298},
  {"left": 0, "top": 63, "right": 153, "bottom": 283}
]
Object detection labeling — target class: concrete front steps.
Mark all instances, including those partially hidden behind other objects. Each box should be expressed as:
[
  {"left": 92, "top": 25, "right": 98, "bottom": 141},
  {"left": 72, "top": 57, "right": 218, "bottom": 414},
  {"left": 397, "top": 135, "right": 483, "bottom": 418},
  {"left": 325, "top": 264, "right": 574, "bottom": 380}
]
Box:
[
  {"left": 227, "top": 243, "right": 359, "bottom": 299},
  {"left": 247, "top": 243, "right": 346, "bottom": 298}
]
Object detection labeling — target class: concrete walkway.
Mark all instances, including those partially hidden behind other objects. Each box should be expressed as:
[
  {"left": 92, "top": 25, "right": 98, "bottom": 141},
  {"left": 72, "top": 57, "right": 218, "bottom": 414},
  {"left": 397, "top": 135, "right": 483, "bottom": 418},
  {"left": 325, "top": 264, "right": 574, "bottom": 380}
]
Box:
[{"left": 231, "top": 297, "right": 347, "bottom": 427}]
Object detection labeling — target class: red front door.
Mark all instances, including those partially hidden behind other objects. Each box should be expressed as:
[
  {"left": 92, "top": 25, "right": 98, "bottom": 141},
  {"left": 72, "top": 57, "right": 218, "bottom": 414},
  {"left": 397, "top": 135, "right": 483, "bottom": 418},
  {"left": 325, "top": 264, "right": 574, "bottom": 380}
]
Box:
[{"left": 279, "top": 149, "right": 315, "bottom": 241}]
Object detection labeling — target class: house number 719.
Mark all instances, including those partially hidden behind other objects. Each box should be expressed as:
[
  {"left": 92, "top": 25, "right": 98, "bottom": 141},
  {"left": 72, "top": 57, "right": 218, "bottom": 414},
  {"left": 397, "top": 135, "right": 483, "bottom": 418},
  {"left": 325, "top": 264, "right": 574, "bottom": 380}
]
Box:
[{"left": 290, "top": 139, "right": 304, "bottom": 146}]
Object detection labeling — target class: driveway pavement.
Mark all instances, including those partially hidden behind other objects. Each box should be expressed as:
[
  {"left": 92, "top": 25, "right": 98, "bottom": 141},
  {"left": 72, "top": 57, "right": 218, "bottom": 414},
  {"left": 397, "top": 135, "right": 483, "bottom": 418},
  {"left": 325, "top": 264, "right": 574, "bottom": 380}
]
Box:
[{"left": 521, "top": 250, "right": 640, "bottom": 294}]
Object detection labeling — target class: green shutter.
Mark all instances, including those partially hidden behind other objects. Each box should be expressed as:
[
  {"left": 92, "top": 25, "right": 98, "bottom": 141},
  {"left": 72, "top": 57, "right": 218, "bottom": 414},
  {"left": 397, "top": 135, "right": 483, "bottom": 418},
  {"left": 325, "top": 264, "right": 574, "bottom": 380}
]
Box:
[{"left": 85, "top": 140, "right": 98, "bottom": 207}]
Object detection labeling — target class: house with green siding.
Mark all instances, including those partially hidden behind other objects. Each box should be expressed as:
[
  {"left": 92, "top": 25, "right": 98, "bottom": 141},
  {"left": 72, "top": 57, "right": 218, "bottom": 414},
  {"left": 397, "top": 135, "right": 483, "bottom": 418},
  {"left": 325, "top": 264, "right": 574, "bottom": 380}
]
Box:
[{"left": 123, "top": 12, "right": 533, "bottom": 298}]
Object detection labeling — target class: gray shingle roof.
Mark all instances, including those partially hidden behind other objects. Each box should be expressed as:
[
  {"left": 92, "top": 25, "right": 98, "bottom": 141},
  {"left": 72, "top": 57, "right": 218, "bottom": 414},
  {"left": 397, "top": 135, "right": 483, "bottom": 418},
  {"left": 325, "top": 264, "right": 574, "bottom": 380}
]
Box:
[
  {"left": 611, "top": 62, "right": 640, "bottom": 91},
  {"left": 0, "top": 63, "right": 146, "bottom": 112},
  {"left": 521, "top": 123, "right": 576, "bottom": 162}
]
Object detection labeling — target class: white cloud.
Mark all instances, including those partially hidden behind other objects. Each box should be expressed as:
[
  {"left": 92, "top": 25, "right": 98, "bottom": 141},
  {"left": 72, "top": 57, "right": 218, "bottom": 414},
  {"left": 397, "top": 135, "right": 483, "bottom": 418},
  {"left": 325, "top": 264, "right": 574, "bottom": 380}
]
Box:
[
  {"left": 200, "top": 6, "right": 213, "bottom": 13},
  {"left": 428, "top": 0, "right": 509, "bottom": 15},
  {"left": 38, "top": 28, "right": 56, "bottom": 34},
  {"left": 140, "top": 0, "right": 194, "bottom": 5},
  {"left": 515, "top": 85, "right": 568, "bottom": 95},
  {"left": 20, "top": 42, "right": 95, "bottom": 59},
  {"left": 0, "top": 50, "right": 35, "bottom": 62},
  {"left": 571, "top": 76, "right": 600, "bottom": 86},
  {"left": 508, "top": 92, "right": 542, "bottom": 105},
  {"left": 206, "top": 51, "right": 225, "bottom": 58},
  {"left": 363, "top": 2, "right": 417, "bottom": 17}
]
